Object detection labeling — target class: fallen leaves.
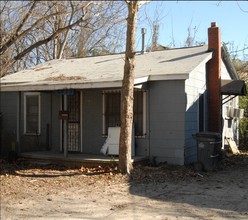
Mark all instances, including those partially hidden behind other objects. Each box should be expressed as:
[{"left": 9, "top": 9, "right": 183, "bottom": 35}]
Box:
[
  {"left": 218, "top": 151, "right": 248, "bottom": 169},
  {"left": 1, "top": 151, "right": 248, "bottom": 201}
]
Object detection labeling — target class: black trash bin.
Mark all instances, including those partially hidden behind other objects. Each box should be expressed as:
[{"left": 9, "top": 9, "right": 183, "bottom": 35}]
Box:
[{"left": 193, "top": 132, "right": 221, "bottom": 171}]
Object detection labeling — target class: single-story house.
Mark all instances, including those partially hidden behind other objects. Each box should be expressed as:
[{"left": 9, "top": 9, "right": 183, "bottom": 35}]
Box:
[{"left": 0, "top": 22, "right": 246, "bottom": 165}]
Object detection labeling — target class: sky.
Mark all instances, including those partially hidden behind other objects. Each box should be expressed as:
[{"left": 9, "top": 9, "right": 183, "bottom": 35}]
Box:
[{"left": 136, "top": 1, "right": 248, "bottom": 60}]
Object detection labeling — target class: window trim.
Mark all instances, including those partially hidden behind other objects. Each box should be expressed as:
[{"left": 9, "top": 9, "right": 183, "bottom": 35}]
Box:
[
  {"left": 102, "top": 89, "right": 147, "bottom": 138},
  {"left": 24, "top": 92, "right": 41, "bottom": 135}
]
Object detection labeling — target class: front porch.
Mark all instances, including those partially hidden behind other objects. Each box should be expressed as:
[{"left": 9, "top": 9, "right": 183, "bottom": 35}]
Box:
[{"left": 19, "top": 151, "right": 148, "bottom": 167}]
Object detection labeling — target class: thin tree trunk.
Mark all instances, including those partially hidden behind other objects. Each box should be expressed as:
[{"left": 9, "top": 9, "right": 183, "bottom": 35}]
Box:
[{"left": 119, "top": 1, "right": 139, "bottom": 174}]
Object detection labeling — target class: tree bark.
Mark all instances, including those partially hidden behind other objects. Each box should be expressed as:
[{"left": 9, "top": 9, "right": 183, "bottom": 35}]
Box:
[{"left": 119, "top": 1, "right": 139, "bottom": 174}]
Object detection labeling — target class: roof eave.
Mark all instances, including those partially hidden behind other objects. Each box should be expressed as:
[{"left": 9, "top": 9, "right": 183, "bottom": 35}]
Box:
[
  {"left": 149, "top": 73, "right": 189, "bottom": 81},
  {"left": 0, "top": 81, "right": 123, "bottom": 92},
  {"left": 1, "top": 72, "right": 193, "bottom": 92}
]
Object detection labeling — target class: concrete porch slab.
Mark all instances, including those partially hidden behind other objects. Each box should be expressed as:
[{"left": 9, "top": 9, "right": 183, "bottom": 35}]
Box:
[{"left": 19, "top": 151, "right": 148, "bottom": 167}]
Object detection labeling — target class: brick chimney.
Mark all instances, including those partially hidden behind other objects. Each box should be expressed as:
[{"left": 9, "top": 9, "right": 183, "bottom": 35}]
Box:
[{"left": 207, "top": 22, "right": 221, "bottom": 133}]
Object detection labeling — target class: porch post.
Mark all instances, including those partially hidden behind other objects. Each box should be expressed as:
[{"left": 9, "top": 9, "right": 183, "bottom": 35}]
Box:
[{"left": 16, "top": 91, "right": 21, "bottom": 153}]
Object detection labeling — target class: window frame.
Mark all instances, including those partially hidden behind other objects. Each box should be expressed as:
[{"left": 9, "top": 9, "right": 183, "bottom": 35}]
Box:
[
  {"left": 24, "top": 92, "right": 41, "bottom": 135},
  {"left": 102, "top": 89, "right": 147, "bottom": 138}
]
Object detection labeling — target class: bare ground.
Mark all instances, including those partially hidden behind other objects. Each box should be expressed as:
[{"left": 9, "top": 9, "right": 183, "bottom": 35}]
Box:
[{"left": 1, "top": 152, "right": 248, "bottom": 220}]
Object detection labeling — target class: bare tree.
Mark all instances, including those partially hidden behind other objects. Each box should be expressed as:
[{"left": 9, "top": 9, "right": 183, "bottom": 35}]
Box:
[
  {"left": 184, "top": 18, "right": 200, "bottom": 47},
  {"left": 234, "top": 59, "right": 248, "bottom": 82},
  {"left": 72, "top": 4, "right": 126, "bottom": 58},
  {"left": 0, "top": 1, "right": 126, "bottom": 77},
  {"left": 137, "top": 1, "right": 166, "bottom": 51}
]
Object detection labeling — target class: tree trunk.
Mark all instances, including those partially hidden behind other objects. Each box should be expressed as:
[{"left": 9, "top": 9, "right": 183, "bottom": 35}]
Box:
[{"left": 119, "top": 1, "right": 139, "bottom": 174}]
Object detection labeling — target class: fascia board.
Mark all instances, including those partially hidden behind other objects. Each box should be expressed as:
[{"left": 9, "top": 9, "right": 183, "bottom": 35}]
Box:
[
  {"left": 0, "top": 81, "right": 123, "bottom": 92},
  {"left": 149, "top": 73, "right": 189, "bottom": 81}
]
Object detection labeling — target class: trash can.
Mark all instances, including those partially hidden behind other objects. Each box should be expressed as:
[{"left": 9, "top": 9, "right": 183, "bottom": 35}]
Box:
[{"left": 193, "top": 132, "right": 221, "bottom": 171}]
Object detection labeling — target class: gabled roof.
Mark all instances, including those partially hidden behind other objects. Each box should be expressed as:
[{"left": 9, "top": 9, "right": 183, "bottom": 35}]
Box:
[{"left": 0, "top": 45, "right": 212, "bottom": 91}]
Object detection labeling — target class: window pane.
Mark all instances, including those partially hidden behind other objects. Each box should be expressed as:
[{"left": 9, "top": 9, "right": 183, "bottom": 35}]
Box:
[
  {"left": 106, "top": 92, "right": 121, "bottom": 129},
  {"left": 26, "top": 95, "right": 39, "bottom": 134},
  {"left": 104, "top": 90, "right": 144, "bottom": 136}
]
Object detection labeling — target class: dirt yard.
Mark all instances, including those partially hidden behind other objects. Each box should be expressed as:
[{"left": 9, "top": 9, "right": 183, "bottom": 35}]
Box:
[{"left": 1, "top": 153, "right": 248, "bottom": 220}]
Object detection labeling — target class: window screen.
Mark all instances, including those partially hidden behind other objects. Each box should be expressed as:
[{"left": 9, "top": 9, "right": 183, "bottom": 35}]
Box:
[{"left": 103, "top": 90, "right": 146, "bottom": 136}]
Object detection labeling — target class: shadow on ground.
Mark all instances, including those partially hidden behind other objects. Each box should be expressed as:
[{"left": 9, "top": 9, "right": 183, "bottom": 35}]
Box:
[
  {"left": 128, "top": 152, "right": 248, "bottom": 217},
  {"left": 1, "top": 152, "right": 248, "bottom": 219}
]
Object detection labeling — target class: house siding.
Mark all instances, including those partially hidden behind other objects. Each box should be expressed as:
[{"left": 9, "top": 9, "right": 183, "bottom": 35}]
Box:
[
  {"left": 82, "top": 90, "right": 105, "bottom": 154},
  {"left": 18, "top": 92, "right": 55, "bottom": 152},
  {"left": 50, "top": 93, "right": 61, "bottom": 151},
  {"left": 0, "top": 92, "right": 18, "bottom": 156},
  {"left": 221, "top": 63, "right": 239, "bottom": 148},
  {"left": 0, "top": 91, "right": 61, "bottom": 154},
  {"left": 81, "top": 89, "right": 149, "bottom": 156},
  {"left": 1, "top": 89, "right": 150, "bottom": 157},
  {"left": 184, "top": 64, "right": 207, "bottom": 164},
  {"left": 148, "top": 80, "right": 185, "bottom": 165}
]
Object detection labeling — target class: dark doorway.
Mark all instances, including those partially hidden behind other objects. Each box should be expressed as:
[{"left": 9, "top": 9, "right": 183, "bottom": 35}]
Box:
[{"left": 67, "top": 92, "right": 81, "bottom": 152}]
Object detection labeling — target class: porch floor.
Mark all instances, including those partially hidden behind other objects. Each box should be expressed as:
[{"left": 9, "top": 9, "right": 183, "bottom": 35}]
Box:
[{"left": 19, "top": 151, "right": 148, "bottom": 166}]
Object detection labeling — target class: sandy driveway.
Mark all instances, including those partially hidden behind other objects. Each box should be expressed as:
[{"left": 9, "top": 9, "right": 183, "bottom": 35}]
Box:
[{"left": 1, "top": 153, "right": 248, "bottom": 220}]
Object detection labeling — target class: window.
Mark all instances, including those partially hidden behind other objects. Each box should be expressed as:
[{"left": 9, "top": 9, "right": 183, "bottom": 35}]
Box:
[
  {"left": 24, "top": 93, "right": 40, "bottom": 135},
  {"left": 102, "top": 90, "right": 146, "bottom": 137}
]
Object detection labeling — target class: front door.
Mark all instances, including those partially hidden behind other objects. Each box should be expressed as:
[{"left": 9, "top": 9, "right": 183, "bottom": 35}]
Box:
[{"left": 67, "top": 92, "right": 81, "bottom": 152}]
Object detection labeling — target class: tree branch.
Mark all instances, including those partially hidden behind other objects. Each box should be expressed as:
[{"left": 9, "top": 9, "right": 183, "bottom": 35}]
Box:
[
  {"left": 0, "top": 16, "right": 88, "bottom": 77},
  {"left": 0, "top": 1, "right": 37, "bottom": 54},
  {"left": 57, "top": 1, "right": 75, "bottom": 59},
  {"left": 0, "top": 9, "right": 68, "bottom": 55}
]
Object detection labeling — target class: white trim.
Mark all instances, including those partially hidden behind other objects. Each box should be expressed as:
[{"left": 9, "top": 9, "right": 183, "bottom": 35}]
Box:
[
  {"left": 1, "top": 74, "right": 192, "bottom": 92},
  {"left": 23, "top": 92, "right": 41, "bottom": 135},
  {"left": 134, "top": 76, "right": 149, "bottom": 85},
  {"left": 149, "top": 73, "right": 189, "bottom": 81},
  {"left": 0, "top": 81, "right": 123, "bottom": 92}
]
